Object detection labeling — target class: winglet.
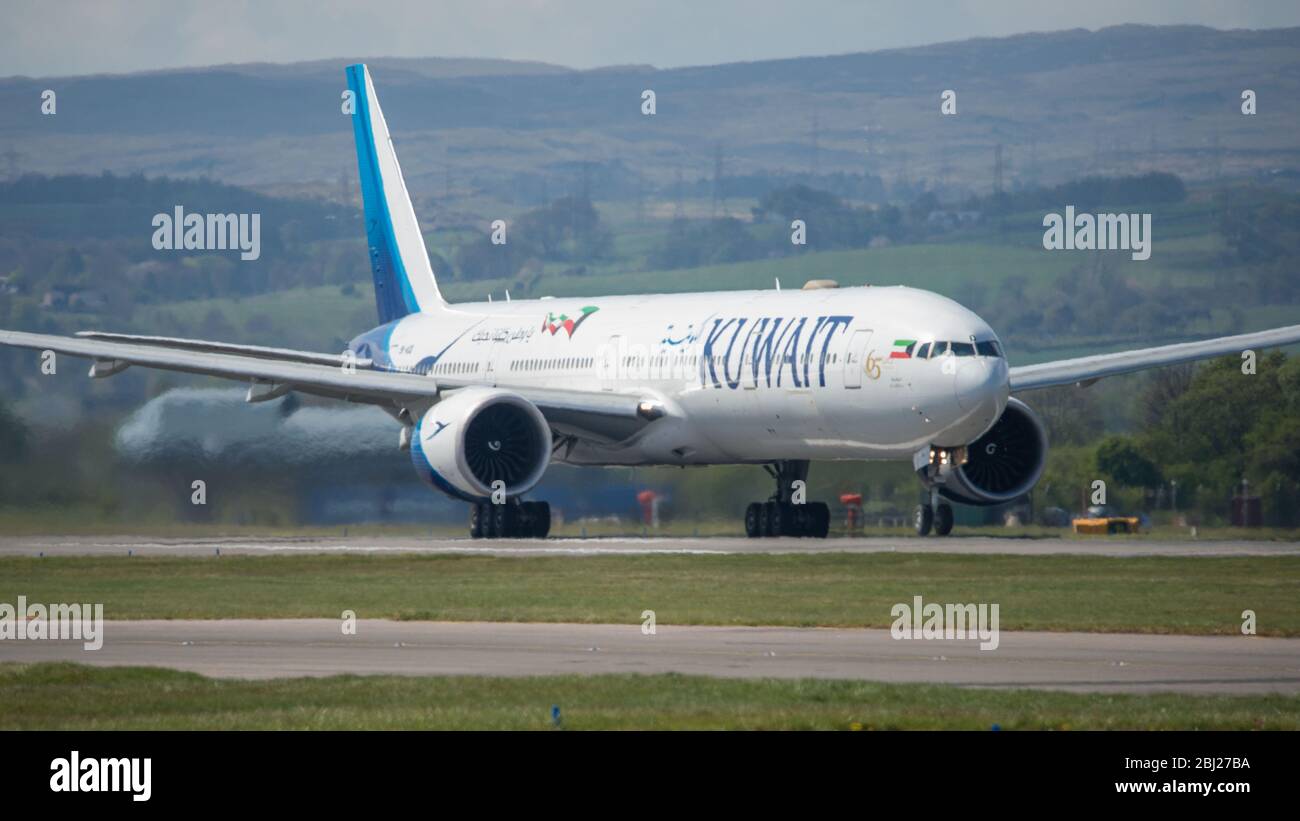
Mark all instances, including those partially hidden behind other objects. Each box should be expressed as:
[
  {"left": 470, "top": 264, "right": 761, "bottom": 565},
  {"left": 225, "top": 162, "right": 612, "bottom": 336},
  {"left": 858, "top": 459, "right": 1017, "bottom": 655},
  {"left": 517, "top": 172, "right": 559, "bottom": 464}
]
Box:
[{"left": 346, "top": 64, "right": 445, "bottom": 324}]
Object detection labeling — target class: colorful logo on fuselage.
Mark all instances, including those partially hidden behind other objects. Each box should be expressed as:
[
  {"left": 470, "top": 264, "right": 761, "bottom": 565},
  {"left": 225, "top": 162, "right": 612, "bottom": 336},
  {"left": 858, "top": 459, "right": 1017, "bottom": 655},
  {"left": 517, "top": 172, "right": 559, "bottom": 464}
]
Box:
[
  {"left": 890, "top": 339, "right": 916, "bottom": 359},
  {"left": 543, "top": 306, "right": 599, "bottom": 338}
]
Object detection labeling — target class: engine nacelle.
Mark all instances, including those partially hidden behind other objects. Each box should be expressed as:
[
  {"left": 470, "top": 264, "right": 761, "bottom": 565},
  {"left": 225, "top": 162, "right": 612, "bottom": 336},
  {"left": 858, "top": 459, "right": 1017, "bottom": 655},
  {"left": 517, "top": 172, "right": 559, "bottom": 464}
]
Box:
[
  {"left": 938, "top": 397, "right": 1049, "bottom": 506},
  {"left": 410, "top": 387, "right": 552, "bottom": 501}
]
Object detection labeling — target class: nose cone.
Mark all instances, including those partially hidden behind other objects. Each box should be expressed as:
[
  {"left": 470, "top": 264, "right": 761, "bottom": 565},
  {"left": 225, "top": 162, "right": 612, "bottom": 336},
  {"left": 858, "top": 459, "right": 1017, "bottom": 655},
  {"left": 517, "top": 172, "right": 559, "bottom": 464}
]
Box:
[
  {"left": 954, "top": 359, "right": 987, "bottom": 410},
  {"left": 955, "top": 357, "right": 1008, "bottom": 412}
]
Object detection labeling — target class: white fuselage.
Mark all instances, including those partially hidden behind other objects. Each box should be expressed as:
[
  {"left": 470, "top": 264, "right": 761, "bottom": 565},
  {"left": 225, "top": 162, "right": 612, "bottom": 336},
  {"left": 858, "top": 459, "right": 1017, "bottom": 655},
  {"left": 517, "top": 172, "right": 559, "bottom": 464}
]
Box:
[{"left": 374, "top": 284, "right": 1011, "bottom": 467}]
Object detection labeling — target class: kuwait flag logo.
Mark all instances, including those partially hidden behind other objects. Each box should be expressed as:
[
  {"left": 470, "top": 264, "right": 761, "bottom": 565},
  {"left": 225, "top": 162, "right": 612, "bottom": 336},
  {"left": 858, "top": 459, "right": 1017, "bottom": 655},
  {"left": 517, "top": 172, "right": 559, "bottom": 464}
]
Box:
[
  {"left": 890, "top": 339, "right": 916, "bottom": 359},
  {"left": 543, "top": 306, "right": 599, "bottom": 338}
]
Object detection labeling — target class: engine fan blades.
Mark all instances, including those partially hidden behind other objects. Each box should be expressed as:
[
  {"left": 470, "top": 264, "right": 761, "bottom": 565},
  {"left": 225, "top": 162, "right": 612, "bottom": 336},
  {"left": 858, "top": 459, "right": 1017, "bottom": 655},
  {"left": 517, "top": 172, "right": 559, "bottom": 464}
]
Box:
[
  {"left": 463, "top": 403, "right": 543, "bottom": 488},
  {"left": 963, "top": 407, "right": 1039, "bottom": 495}
]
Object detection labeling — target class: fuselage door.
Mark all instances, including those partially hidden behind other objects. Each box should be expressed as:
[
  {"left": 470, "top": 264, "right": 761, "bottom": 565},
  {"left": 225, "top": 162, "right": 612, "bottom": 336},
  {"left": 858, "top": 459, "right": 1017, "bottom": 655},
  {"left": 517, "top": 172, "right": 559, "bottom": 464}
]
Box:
[
  {"left": 843, "top": 329, "right": 874, "bottom": 389},
  {"left": 599, "top": 334, "right": 622, "bottom": 391}
]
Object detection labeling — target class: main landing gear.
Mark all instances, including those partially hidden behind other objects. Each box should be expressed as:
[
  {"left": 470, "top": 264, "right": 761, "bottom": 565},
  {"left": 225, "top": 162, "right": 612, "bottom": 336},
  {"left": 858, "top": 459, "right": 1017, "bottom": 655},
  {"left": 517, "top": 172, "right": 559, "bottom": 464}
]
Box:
[
  {"left": 743, "top": 460, "right": 831, "bottom": 538},
  {"left": 469, "top": 499, "right": 551, "bottom": 539},
  {"left": 914, "top": 491, "right": 954, "bottom": 537}
]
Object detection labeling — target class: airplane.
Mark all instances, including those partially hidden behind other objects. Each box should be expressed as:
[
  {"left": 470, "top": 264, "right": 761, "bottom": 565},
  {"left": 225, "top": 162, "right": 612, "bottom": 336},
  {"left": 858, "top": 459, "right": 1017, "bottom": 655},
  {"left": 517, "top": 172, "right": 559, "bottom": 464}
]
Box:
[{"left": 3, "top": 63, "right": 1299, "bottom": 540}]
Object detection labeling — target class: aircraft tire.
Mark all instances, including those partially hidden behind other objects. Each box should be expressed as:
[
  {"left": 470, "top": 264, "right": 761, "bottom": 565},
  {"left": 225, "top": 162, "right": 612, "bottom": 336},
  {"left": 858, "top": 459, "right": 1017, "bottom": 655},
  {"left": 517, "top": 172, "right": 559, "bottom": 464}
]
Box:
[
  {"left": 744, "top": 503, "right": 762, "bottom": 538},
  {"left": 469, "top": 502, "right": 487, "bottom": 539},
  {"left": 934, "top": 503, "right": 954, "bottom": 536},
  {"left": 914, "top": 504, "right": 933, "bottom": 537},
  {"left": 530, "top": 501, "right": 551, "bottom": 538},
  {"left": 810, "top": 502, "right": 830, "bottom": 538}
]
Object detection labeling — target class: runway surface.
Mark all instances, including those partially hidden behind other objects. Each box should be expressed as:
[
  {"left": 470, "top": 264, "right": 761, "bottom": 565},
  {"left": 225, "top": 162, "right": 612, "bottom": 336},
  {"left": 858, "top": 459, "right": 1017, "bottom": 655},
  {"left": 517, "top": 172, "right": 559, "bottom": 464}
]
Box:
[
  {"left": 3, "top": 534, "right": 1298, "bottom": 558},
  {"left": 4, "top": 619, "right": 1298, "bottom": 694}
]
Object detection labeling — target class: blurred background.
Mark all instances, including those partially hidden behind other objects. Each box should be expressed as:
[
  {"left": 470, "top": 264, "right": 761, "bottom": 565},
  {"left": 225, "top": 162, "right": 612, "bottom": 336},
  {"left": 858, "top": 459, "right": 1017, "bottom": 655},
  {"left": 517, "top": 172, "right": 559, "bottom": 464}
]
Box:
[{"left": 1, "top": 7, "right": 1299, "bottom": 533}]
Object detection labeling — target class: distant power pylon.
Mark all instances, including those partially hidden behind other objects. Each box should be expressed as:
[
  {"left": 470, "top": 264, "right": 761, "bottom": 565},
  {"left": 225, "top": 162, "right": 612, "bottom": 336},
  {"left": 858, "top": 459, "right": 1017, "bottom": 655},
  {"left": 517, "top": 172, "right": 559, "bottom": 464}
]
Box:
[
  {"left": 810, "top": 111, "right": 820, "bottom": 178},
  {"left": 634, "top": 170, "right": 645, "bottom": 223},
  {"left": 993, "top": 143, "right": 1004, "bottom": 195},
  {"left": 711, "top": 144, "right": 725, "bottom": 218},
  {"left": 2, "top": 147, "right": 24, "bottom": 180},
  {"left": 937, "top": 141, "right": 952, "bottom": 190},
  {"left": 338, "top": 167, "right": 352, "bottom": 205},
  {"left": 861, "top": 121, "right": 882, "bottom": 179}
]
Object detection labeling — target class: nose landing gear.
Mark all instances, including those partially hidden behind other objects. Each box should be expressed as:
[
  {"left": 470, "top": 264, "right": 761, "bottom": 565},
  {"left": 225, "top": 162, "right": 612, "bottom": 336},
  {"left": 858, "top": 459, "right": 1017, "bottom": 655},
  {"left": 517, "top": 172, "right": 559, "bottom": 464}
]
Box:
[
  {"left": 914, "top": 492, "right": 954, "bottom": 537},
  {"left": 743, "top": 460, "right": 831, "bottom": 538}
]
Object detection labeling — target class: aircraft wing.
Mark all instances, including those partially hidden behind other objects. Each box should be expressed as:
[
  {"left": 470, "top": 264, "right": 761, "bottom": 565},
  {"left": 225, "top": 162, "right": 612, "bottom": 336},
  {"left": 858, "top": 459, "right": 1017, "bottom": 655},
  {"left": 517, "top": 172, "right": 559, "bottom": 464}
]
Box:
[
  {"left": 0, "top": 329, "right": 661, "bottom": 439},
  {"left": 0, "top": 328, "right": 440, "bottom": 404},
  {"left": 74, "top": 331, "right": 372, "bottom": 368},
  {"left": 1009, "top": 324, "right": 1300, "bottom": 391}
]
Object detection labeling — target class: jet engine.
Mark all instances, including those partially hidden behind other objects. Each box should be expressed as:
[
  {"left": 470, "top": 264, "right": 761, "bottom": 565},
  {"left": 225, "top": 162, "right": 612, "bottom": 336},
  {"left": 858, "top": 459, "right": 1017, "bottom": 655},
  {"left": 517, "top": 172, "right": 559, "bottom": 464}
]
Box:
[
  {"left": 410, "top": 387, "right": 552, "bottom": 501},
  {"left": 937, "top": 397, "right": 1048, "bottom": 506}
]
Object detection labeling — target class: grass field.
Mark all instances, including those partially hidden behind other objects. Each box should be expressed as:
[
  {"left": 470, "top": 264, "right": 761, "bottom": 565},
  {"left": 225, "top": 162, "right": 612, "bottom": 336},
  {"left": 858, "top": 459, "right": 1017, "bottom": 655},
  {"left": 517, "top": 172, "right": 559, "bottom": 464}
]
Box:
[
  {"left": 4, "top": 552, "right": 1296, "bottom": 635},
  {"left": 3, "top": 663, "right": 1296, "bottom": 730}
]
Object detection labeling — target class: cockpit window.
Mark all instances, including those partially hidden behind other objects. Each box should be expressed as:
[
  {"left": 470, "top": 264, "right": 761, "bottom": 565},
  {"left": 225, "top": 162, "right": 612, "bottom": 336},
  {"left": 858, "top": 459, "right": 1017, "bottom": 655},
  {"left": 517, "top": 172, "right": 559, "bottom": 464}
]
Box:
[
  {"left": 976, "top": 340, "right": 1003, "bottom": 358},
  {"left": 923, "top": 339, "right": 1001, "bottom": 359}
]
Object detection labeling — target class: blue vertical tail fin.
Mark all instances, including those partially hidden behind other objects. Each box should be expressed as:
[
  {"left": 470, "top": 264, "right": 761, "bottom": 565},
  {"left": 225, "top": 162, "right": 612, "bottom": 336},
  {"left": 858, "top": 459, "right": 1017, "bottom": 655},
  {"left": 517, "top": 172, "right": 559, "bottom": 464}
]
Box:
[{"left": 346, "top": 64, "right": 445, "bottom": 324}]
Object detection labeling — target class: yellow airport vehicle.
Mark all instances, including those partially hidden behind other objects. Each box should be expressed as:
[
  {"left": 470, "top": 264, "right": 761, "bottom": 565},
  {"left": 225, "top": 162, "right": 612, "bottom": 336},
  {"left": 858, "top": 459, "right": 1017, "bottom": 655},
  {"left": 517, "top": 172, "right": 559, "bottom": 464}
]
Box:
[
  {"left": 1072, "top": 516, "right": 1142, "bottom": 535},
  {"left": 1072, "top": 505, "right": 1144, "bottom": 535}
]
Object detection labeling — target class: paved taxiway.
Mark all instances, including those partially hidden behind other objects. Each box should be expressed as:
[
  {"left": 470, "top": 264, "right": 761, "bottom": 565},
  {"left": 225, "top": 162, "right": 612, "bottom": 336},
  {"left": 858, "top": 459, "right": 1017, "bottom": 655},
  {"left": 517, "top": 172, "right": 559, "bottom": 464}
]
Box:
[
  {"left": 3, "top": 619, "right": 1297, "bottom": 694},
  {"left": 2, "top": 534, "right": 1297, "bottom": 558}
]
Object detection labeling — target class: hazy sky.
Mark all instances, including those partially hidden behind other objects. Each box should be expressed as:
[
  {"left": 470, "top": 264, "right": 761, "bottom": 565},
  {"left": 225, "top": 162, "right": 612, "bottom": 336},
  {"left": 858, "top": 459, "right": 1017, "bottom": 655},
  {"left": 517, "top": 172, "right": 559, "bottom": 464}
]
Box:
[{"left": 4, "top": 0, "right": 1299, "bottom": 77}]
